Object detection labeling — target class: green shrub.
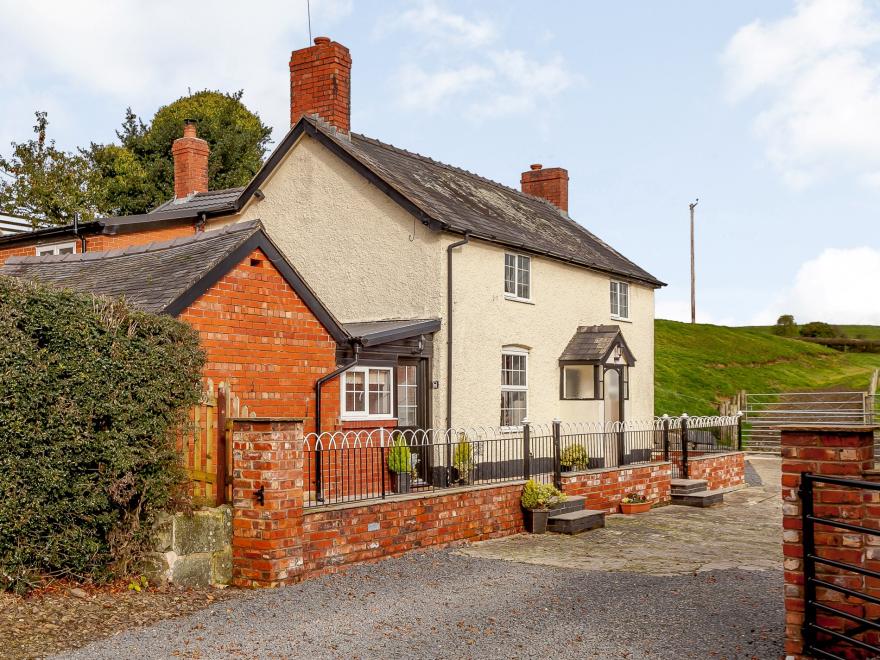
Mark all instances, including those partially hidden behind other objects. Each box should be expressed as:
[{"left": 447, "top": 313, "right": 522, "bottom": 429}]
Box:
[
  {"left": 520, "top": 480, "right": 565, "bottom": 511},
  {"left": 0, "top": 276, "right": 204, "bottom": 593},
  {"left": 560, "top": 444, "right": 589, "bottom": 470},
  {"left": 800, "top": 321, "right": 842, "bottom": 339},
  {"left": 387, "top": 434, "right": 412, "bottom": 474},
  {"left": 452, "top": 437, "right": 475, "bottom": 483}
]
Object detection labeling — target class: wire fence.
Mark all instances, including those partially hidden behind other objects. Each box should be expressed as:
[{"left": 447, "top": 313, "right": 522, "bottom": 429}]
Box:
[{"left": 302, "top": 414, "right": 743, "bottom": 507}]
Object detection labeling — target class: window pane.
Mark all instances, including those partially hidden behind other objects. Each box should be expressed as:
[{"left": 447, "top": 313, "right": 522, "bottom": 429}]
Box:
[
  {"left": 368, "top": 369, "right": 391, "bottom": 415},
  {"left": 345, "top": 371, "right": 365, "bottom": 413},
  {"left": 517, "top": 256, "right": 530, "bottom": 299},
  {"left": 502, "top": 353, "right": 527, "bottom": 386},
  {"left": 500, "top": 390, "right": 527, "bottom": 427},
  {"left": 504, "top": 254, "right": 516, "bottom": 295},
  {"left": 58, "top": 246, "right": 74, "bottom": 255},
  {"left": 619, "top": 283, "right": 629, "bottom": 318},
  {"left": 610, "top": 281, "right": 618, "bottom": 316},
  {"left": 396, "top": 365, "right": 418, "bottom": 427},
  {"left": 563, "top": 365, "right": 594, "bottom": 399}
]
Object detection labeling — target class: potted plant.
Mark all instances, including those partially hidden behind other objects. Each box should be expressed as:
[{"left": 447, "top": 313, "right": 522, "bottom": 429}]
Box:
[
  {"left": 619, "top": 492, "right": 651, "bottom": 514},
  {"left": 388, "top": 434, "right": 413, "bottom": 494},
  {"left": 452, "top": 436, "right": 476, "bottom": 485},
  {"left": 560, "top": 444, "right": 589, "bottom": 472},
  {"left": 520, "top": 479, "right": 566, "bottom": 534}
]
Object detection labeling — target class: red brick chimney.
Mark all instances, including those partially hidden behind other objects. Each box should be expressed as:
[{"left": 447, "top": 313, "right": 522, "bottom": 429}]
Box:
[
  {"left": 289, "top": 37, "right": 352, "bottom": 133},
  {"left": 172, "top": 119, "right": 209, "bottom": 199},
  {"left": 520, "top": 164, "right": 569, "bottom": 212}
]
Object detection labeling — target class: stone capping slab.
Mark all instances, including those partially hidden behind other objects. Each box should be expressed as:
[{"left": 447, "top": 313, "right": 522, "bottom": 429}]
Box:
[
  {"left": 229, "top": 417, "right": 305, "bottom": 423},
  {"left": 776, "top": 424, "right": 878, "bottom": 433},
  {"left": 304, "top": 480, "right": 528, "bottom": 515},
  {"left": 687, "top": 451, "right": 744, "bottom": 461},
  {"left": 560, "top": 460, "right": 672, "bottom": 478}
]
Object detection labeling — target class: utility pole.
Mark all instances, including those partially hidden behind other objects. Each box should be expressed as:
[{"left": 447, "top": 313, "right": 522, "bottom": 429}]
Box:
[{"left": 689, "top": 198, "right": 699, "bottom": 324}]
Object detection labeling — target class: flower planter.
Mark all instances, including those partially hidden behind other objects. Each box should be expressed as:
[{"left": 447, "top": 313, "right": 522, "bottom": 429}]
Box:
[
  {"left": 393, "top": 472, "right": 412, "bottom": 494},
  {"left": 619, "top": 500, "right": 651, "bottom": 514},
  {"left": 523, "top": 508, "right": 550, "bottom": 534}
]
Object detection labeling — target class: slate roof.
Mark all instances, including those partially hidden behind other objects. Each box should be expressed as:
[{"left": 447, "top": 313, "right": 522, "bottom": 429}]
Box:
[
  {"left": 342, "top": 318, "right": 441, "bottom": 346},
  {"left": 150, "top": 187, "right": 244, "bottom": 214},
  {"left": 0, "top": 221, "right": 263, "bottom": 313},
  {"left": 559, "top": 325, "right": 636, "bottom": 365}
]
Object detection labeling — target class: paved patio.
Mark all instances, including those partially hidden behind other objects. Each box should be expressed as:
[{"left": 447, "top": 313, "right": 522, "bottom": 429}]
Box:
[{"left": 459, "top": 454, "right": 782, "bottom": 575}]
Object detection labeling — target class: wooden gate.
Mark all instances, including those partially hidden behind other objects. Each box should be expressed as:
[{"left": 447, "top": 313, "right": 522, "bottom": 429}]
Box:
[{"left": 180, "top": 379, "right": 253, "bottom": 506}]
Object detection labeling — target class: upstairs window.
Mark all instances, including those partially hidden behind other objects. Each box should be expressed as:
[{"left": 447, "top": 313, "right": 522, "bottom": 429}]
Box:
[
  {"left": 341, "top": 366, "right": 393, "bottom": 419},
  {"left": 610, "top": 280, "right": 629, "bottom": 319},
  {"left": 36, "top": 242, "right": 75, "bottom": 256},
  {"left": 501, "top": 347, "right": 528, "bottom": 428},
  {"left": 504, "top": 253, "right": 531, "bottom": 301}
]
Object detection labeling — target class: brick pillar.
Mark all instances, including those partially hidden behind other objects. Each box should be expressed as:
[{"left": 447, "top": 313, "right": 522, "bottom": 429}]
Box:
[
  {"left": 231, "top": 418, "right": 304, "bottom": 588},
  {"left": 781, "top": 425, "right": 876, "bottom": 659}
]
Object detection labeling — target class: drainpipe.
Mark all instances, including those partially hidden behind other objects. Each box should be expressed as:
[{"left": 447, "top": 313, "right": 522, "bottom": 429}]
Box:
[
  {"left": 446, "top": 232, "right": 469, "bottom": 430},
  {"left": 313, "top": 340, "right": 361, "bottom": 502},
  {"left": 73, "top": 214, "right": 86, "bottom": 253}
]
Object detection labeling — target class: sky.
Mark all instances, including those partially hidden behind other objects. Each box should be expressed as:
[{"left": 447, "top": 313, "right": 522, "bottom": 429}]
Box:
[{"left": 1, "top": 0, "right": 878, "bottom": 326}]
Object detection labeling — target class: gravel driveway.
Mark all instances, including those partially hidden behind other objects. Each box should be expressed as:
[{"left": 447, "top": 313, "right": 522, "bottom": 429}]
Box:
[{"left": 57, "top": 456, "right": 783, "bottom": 659}]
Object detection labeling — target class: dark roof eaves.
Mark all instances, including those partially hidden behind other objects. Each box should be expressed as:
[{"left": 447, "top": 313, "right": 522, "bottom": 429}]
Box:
[{"left": 353, "top": 318, "right": 441, "bottom": 347}]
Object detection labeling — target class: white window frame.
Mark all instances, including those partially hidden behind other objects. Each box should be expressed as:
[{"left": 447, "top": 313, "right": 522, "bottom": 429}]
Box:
[
  {"left": 35, "top": 241, "right": 76, "bottom": 256},
  {"left": 340, "top": 366, "right": 395, "bottom": 421},
  {"left": 500, "top": 347, "right": 529, "bottom": 429},
  {"left": 504, "top": 253, "right": 532, "bottom": 302},
  {"left": 610, "top": 280, "right": 630, "bottom": 320}
]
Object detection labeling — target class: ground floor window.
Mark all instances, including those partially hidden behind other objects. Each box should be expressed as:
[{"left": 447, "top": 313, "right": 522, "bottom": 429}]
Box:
[
  {"left": 501, "top": 347, "right": 528, "bottom": 427},
  {"left": 342, "top": 366, "right": 393, "bottom": 419}
]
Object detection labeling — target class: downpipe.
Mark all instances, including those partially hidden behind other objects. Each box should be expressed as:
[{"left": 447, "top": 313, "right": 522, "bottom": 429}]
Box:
[{"left": 446, "top": 232, "right": 469, "bottom": 484}]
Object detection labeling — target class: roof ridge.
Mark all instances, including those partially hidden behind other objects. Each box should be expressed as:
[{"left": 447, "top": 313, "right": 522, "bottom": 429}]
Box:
[{"left": 6, "top": 219, "right": 263, "bottom": 265}]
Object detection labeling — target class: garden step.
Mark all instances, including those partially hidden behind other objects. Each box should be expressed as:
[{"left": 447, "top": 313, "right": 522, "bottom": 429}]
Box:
[
  {"left": 671, "top": 478, "right": 709, "bottom": 495},
  {"left": 547, "top": 509, "right": 606, "bottom": 534},
  {"left": 671, "top": 489, "right": 725, "bottom": 507},
  {"left": 551, "top": 495, "right": 586, "bottom": 516}
]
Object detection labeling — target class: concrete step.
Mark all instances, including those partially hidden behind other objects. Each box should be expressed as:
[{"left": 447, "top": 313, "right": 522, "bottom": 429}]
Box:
[
  {"left": 671, "top": 489, "right": 725, "bottom": 508},
  {"left": 548, "top": 509, "right": 606, "bottom": 535},
  {"left": 671, "top": 478, "right": 709, "bottom": 495},
  {"left": 551, "top": 495, "right": 586, "bottom": 516}
]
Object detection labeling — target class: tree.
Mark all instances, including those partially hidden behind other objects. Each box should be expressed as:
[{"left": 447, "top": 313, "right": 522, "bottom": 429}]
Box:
[
  {"left": 773, "top": 314, "right": 798, "bottom": 337},
  {"left": 799, "top": 321, "right": 843, "bottom": 339},
  {"left": 0, "top": 112, "right": 98, "bottom": 226},
  {"left": 88, "top": 90, "right": 272, "bottom": 214}
]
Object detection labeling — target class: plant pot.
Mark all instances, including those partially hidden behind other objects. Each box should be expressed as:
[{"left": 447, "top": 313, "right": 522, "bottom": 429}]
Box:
[
  {"left": 393, "top": 472, "right": 412, "bottom": 494},
  {"left": 619, "top": 501, "right": 651, "bottom": 514},
  {"left": 523, "top": 508, "right": 550, "bottom": 534},
  {"left": 453, "top": 466, "right": 476, "bottom": 485}
]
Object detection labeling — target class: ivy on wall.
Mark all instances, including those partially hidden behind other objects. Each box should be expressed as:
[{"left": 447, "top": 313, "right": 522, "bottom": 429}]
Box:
[{"left": 0, "top": 276, "right": 204, "bottom": 592}]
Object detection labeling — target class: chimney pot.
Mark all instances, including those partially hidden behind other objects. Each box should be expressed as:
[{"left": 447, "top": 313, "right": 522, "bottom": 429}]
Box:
[
  {"left": 172, "top": 120, "right": 209, "bottom": 199},
  {"left": 521, "top": 165, "right": 569, "bottom": 212},
  {"left": 289, "top": 37, "right": 352, "bottom": 133}
]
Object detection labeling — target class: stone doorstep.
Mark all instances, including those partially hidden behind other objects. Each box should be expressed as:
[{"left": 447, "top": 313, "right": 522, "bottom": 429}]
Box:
[
  {"left": 670, "top": 478, "right": 709, "bottom": 495},
  {"left": 671, "top": 489, "right": 725, "bottom": 508},
  {"left": 547, "top": 509, "right": 606, "bottom": 535}
]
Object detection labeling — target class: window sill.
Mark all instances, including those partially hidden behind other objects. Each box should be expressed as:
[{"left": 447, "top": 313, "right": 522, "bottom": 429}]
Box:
[
  {"left": 610, "top": 315, "right": 632, "bottom": 323},
  {"left": 504, "top": 295, "right": 534, "bottom": 305},
  {"left": 340, "top": 416, "right": 398, "bottom": 423}
]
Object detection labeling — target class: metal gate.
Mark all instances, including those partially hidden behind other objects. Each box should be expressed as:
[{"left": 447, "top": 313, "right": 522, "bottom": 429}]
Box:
[
  {"left": 801, "top": 473, "right": 880, "bottom": 659},
  {"left": 742, "top": 391, "right": 875, "bottom": 453}
]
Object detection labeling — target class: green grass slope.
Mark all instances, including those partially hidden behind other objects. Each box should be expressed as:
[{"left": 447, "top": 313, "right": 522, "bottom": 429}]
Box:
[
  {"left": 744, "top": 324, "right": 880, "bottom": 339},
  {"left": 655, "top": 320, "right": 880, "bottom": 416}
]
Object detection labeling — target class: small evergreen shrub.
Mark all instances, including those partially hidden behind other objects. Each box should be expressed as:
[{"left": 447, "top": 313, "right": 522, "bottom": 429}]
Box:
[
  {"left": 387, "top": 435, "right": 412, "bottom": 474},
  {"left": 452, "top": 437, "right": 475, "bottom": 483},
  {"left": 560, "top": 444, "right": 589, "bottom": 470},
  {"left": 0, "top": 276, "right": 204, "bottom": 592},
  {"left": 520, "top": 480, "right": 565, "bottom": 511}
]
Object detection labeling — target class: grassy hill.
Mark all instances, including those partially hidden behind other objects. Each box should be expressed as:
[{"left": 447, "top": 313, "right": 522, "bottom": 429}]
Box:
[
  {"left": 744, "top": 324, "right": 880, "bottom": 340},
  {"left": 654, "top": 320, "right": 880, "bottom": 416}
]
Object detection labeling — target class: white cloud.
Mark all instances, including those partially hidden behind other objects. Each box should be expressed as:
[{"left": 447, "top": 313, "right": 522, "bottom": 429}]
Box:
[
  {"left": 723, "top": 0, "right": 880, "bottom": 187},
  {"left": 0, "top": 0, "right": 352, "bottom": 148},
  {"left": 655, "top": 295, "right": 738, "bottom": 326},
  {"left": 752, "top": 247, "right": 880, "bottom": 324},
  {"left": 381, "top": 1, "right": 575, "bottom": 119}
]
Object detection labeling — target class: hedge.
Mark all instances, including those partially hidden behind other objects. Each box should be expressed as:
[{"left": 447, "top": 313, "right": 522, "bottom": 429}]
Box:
[{"left": 0, "top": 276, "right": 204, "bottom": 592}]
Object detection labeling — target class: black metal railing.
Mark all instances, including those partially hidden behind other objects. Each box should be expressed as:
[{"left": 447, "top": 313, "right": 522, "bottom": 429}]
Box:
[
  {"left": 801, "top": 473, "right": 880, "bottom": 659},
  {"left": 303, "top": 416, "right": 742, "bottom": 507}
]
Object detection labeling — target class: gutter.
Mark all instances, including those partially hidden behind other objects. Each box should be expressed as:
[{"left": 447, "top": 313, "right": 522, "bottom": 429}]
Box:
[
  {"left": 313, "top": 340, "right": 361, "bottom": 502},
  {"left": 446, "top": 232, "right": 470, "bottom": 430}
]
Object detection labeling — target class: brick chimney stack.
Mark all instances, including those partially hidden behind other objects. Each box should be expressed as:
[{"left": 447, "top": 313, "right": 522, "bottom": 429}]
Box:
[
  {"left": 289, "top": 37, "right": 352, "bottom": 133},
  {"left": 520, "top": 164, "right": 569, "bottom": 212},
  {"left": 172, "top": 119, "right": 209, "bottom": 199}
]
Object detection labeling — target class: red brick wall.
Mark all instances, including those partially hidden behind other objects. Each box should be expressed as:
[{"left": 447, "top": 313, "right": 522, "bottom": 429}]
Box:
[
  {"left": 560, "top": 462, "right": 672, "bottom": 513},
  {"left": 290, "top": 37, "right": 352, "bottom": 132},
  {"left": 301, "top": 482, "right": 525, "bottom": 577},
  {"left": 781, "top": 426, "right": 877, "bottom": 659},
  {"left": 179, "top": 247, "right": 340, "bottom": 435},
  {"left": 686, "top": 452, "right": 745, "bottom": 491},
  {"left": 520, "top": 165, "right": 569, "bottom": 211}
]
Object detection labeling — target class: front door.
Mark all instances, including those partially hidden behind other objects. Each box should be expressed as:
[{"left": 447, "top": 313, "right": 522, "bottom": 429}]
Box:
[
  {"left": 604, "top": 367, "right": 625, "bottom": 464},
  {"left": 397, "top": 359, "right": 431, "bottom": 483}
]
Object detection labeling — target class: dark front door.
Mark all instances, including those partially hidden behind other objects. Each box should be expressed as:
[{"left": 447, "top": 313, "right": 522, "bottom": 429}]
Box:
[{"left": 397, "top": 358, "right": 431, "bottom": 482}]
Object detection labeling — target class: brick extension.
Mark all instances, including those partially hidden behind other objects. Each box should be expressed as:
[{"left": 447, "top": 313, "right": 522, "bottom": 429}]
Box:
[{"left": 781, "top": 425, "right": 878, "bottom": 659}]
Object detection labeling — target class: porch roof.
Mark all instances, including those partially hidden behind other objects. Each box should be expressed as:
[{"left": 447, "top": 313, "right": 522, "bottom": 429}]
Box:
[
  {"left": 343, "top": 318, "right": 441, "bottom": 347},
  {"left": 559, "top": 325, "right": 636, "bottom": 365}
]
